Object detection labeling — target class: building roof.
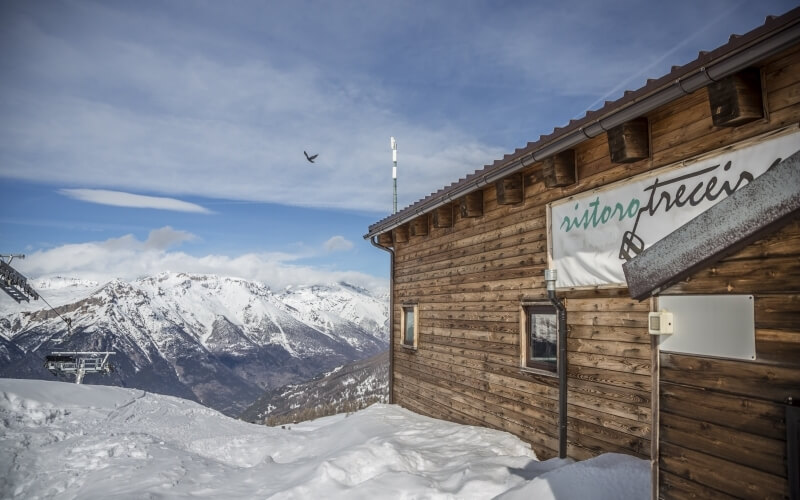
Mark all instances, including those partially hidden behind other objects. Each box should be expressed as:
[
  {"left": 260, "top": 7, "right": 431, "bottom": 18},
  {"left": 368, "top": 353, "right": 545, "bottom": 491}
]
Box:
[
  {"left": 365, "top": 7, "right": 800, "bottom": 240},
  {"left": 623, "top": 148, "right": 800, "bottom": 300}
]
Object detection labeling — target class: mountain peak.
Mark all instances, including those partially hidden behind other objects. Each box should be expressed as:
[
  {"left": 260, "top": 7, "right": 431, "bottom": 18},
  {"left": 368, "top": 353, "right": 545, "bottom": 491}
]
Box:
[{"left": 1, "top": 272, "right": 389, "bottom": 416}]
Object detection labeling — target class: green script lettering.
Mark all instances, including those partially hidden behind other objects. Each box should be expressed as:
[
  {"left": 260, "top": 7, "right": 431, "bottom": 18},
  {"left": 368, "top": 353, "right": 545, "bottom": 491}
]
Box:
[{"left": 560, "top": 197, "right": 640, "bottom": 233}]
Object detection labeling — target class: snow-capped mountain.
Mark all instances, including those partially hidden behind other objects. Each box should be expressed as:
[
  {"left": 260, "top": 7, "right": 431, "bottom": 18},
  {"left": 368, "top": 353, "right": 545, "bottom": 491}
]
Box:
[
  {"left": 7, "top": 277, "right": 101, "bottom": 312},
  {"left": 0, "top": 272, "right": 388, "bottom": 416},
  {"left": 277, "top": 283, "right": 389, "bottom": 343},
  {"left": 240, "top": 350, "right": 389, "bottom": 425}
]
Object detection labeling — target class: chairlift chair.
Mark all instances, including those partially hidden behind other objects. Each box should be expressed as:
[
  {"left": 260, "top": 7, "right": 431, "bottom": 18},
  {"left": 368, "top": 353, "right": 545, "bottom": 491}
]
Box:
[{"left": 44, "top": 351, "right": 115, "bottom": 384}]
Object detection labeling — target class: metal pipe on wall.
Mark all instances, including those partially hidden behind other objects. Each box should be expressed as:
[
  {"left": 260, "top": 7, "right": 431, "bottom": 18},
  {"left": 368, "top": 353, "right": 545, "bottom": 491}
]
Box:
[
  {"left": 370, "top": 236, "right": 395, "bottom": 404},
  {"left": 545, "top": 269, "right": 568, "bottom": 459}
]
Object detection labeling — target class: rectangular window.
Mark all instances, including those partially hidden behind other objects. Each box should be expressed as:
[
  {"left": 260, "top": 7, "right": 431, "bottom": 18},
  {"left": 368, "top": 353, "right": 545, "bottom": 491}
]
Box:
[
  {"left": 400, "top": 303, "right": 418, "bottom": 349},
  {"left": 521, "top": 303, "right": 559, "bottom": 373}
]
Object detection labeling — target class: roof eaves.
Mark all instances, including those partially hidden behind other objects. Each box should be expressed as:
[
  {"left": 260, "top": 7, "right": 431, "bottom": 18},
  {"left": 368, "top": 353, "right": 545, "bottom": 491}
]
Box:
[{"left": 365, "top": 7, "right": 800, "bottom": 240}]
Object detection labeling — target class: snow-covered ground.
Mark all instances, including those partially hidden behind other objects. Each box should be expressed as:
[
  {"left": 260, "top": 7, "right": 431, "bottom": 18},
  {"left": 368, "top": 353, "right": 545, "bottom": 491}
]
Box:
[
  {"left": 0, "top": 379, "right": 648, "bottom": 499},
  {"left": 4, "top": 277, "right": 101, "bottom": 312}
]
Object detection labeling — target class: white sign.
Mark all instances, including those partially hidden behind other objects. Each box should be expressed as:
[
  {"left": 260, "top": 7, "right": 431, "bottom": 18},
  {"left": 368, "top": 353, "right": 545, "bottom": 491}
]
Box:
[
  {"left": 657, "top": 295, "right": 755, "bottom": 360},
  {"left": 548, "top": 129, "right": 800, "bottom": 289}
]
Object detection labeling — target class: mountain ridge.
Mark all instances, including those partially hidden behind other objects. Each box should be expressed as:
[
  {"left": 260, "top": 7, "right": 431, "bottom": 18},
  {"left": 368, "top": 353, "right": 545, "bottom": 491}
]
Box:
[
  {"left": 240, "top": 350, "right": 389, "bottom": 425},
  {"left": 0, "top": 272, "right": 388, "bottom": 416}
]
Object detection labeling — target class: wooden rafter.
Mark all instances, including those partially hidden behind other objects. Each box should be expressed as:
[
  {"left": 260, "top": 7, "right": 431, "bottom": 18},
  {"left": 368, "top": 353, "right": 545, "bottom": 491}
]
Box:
[
  {"left": 496, "top": 173, "right": 524, "bottom": 205},
  {"left": 607, "top": 117, "right": 650, "bottom": 163},
  {"left": 707, "top": 67, "right": 764, "bottom": 127},
  {"left": 460, "top": 191, "right": 484, "bottom": 218},
  {"left": 543, "top": 150, "right": 577, "bottom": 188}
]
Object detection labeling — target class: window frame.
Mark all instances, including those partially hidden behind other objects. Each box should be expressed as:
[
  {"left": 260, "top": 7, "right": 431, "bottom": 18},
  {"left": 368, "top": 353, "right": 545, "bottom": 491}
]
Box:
[
  {"left": 400, "top": 302, "right": 419, "bottom": 350},
  {"left": 520, "top": 301, "right": 560, "bottom": 376}
]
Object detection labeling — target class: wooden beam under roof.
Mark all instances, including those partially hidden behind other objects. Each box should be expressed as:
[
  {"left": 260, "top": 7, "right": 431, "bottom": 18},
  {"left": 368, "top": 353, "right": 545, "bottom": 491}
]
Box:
[
  {"left": 393, "top": 224, "right": 409, "bottom": 243},
  {"left": 377, "top": 232, "right": 393, "bottom": 247},
  {"left": 460, "top": 191, "right": 484, "bottom": 218},
  {"left": 543, "top": 149, "right": 577, "bottom": 188},
  {"left": 410, "top": 214, "right": 429, "bottom": 237},
  {"left": 495, "top": 173, "right": 524, "bottom": 205},
  {"left": 707, "top": 67, "right": 764, "bottom": 127},
  {"left": 607, "top": 117, "right": 650, "bottom": 163},
  {"left": 432, "top": 205, "right": 453, "bottom": 228}
]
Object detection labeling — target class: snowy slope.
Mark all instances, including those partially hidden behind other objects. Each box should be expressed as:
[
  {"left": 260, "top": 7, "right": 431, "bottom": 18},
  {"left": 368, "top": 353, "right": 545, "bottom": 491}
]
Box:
[
  {"left": 3, "top": 277, "right": 101, "bottom": 312},
  {"left": 0, "top": 378, "right": 649, "bottom": 499},
  {"left": 240, "top": 350, "right": 389, "bottom": 424},
  {"left": 277, "top": 283, "right": 390, "bottom": 342},
  {"left": 0, "top": 273, "right": 388, "bottom": 416}
]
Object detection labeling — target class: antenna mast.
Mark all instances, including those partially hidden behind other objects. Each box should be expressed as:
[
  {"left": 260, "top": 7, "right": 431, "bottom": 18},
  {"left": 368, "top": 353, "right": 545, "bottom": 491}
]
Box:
[{"left": 391, "top": 137, "right": 397, "bottom": 214}]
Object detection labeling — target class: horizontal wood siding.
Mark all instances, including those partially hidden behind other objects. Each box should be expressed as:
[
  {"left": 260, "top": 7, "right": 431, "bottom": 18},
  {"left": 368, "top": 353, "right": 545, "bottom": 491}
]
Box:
[
  {"left": 653, "top": 45, "right": 800, "bottom": 498},
  {"left": 657, "top": 221, "right": 800, "bottom": 499},
  {"left": 392, "top": 174, "right": 653, "bottom": 459},
  {"left": 387, "top": 42, "right": 800, "bottom": 485}
]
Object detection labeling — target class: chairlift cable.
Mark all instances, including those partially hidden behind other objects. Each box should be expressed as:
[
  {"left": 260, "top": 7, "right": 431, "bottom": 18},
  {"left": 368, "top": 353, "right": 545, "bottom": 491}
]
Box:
[
  {"left": 36, "top": 293, "right": 74, "bottom": 336},
  {"left": 2, "top": 254, "right": 113, "bottom": 384},
  {"left": 1, "top": 254, "right": 73, "bottom": 335}
]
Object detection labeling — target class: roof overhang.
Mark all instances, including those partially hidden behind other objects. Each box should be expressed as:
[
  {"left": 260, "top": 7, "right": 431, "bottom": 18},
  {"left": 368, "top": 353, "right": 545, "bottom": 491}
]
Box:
[
  {"left": 365, "top": 8, "right": 800, "bottom": 241},
  {"left": 623, "top": 148, "right": 800, "bottom": 300}
]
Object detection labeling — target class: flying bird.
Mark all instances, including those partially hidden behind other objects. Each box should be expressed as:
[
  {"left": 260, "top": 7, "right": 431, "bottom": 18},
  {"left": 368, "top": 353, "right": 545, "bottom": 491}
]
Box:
[{"left": 304, "top": 151, "right": 318, "bottom": 163}]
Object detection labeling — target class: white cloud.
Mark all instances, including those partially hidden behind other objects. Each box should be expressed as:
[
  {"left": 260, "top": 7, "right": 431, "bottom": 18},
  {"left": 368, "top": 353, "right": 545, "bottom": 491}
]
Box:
[
  {"left": 143, "top": 227, "right": 196, "bottom": 250},
  {"left": 323, "top": 236, "right": 354, "bottom": 253},
  {"left": 1, "top": 1, "right": 784, "bottom": 214},
  {"left": 0, "top": 6, "right": 503, "bottom": 213},
  {"left": 14, "top": 228, "right": 386, "bottom": 291},
  {"left": 59, "top": 189, "right": 211, "bottom": 213}
]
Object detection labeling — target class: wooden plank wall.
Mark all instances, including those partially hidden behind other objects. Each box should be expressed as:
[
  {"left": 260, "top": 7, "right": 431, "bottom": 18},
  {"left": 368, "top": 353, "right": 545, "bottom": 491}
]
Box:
[
  {"left": 652, "top": 44, "right": 800, "bottom": 500},
  {"left": 389, "top": 43, "right": 800, "bottom": 465},
  {"left": 656, "top": 218, "right": 800, "bottom": 500}
]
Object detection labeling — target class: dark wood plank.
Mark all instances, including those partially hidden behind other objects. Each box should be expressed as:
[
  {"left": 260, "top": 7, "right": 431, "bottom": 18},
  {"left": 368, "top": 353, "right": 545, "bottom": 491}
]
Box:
[
  {"left": 659, "top": 442, "right": 787, "bottom": 499},
  {"left": 659, "top": 382, "right": 786, "bottom": 441},
  {"left": 659, "top": 470, "right": 738, "bottom": 500},
  {"left": 660, "top": 352, "right": 800, "bottom": 402},
  {"left": 660, "top": 411, "right": 786, "bottom": 477}
]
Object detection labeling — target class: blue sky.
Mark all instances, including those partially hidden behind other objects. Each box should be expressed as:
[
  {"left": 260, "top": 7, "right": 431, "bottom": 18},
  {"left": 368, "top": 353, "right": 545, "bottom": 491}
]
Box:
[{"left": 0, "top": 0, "right": 796, "bottom": 291}]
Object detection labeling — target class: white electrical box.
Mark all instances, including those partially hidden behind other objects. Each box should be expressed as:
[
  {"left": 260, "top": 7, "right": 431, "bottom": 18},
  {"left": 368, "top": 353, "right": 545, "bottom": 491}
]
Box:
[
  {"left": 648, "top": 311, "right": 674, "bottom": 335},
  {"left": 657, "top": 295, "right": 755, "bottom": 360}
]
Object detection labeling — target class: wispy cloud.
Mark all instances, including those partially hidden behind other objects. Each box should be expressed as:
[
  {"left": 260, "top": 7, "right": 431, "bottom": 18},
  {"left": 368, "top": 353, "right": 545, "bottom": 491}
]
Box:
[
  {"left": 0, "top": 0, "right": 793, "bottom": 214},
  {"left": 59, "top": 189, "right": 211, "bottom": 213},
  {"left": 0, "top": 3, "right": 502, "bottom": 213},
  {"left": 14, "top": 227, "right": 385, "bottom": 291},
  {"left": 142, "top": 226, "right": 196, "bottom": 250},
  {"left": 323, "top": 236, "right": 354, "bottom": 253}
]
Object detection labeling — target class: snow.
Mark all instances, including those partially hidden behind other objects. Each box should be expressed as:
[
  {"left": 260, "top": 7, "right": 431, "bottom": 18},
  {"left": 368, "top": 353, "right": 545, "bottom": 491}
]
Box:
[
  {"left": 0, "top": 379, "right": 648, "bottom": 499},
  {"left": 2, "top": 272, "right": 387, "bottom": 370},
  {"left": 1, "top": 277, "right": 100, "bottom": 312}
]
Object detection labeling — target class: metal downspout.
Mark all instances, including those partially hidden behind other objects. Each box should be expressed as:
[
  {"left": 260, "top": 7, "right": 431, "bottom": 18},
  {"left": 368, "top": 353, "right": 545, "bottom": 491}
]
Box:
[
  {"left": 545, "top": 269, "right": 568, "bottom": 458},
  {"left": 370, "top": 236, "right": 395, "bottom": 404}
]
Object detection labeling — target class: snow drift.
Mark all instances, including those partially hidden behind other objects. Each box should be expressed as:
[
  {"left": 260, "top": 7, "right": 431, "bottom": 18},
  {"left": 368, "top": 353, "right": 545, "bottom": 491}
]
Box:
[{"left": 0, "top": 378, "right": 648, "bottom": 499}]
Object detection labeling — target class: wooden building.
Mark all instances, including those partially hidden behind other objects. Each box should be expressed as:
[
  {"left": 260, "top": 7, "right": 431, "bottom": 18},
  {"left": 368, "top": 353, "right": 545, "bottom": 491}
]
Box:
[{"left": 366, "top": 9, "right": 800, "bottom": 499}]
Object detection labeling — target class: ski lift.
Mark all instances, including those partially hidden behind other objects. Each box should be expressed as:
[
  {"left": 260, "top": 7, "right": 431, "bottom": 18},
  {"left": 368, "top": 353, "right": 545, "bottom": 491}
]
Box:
[
  {"left": 0, "top": 255, "right": 39, "bottom": 303},
  {"left": 1, "top": 253, "right": 115, "bottom": 385},
  {"left": 44, "top": 351, "right": 115, "bottom": 384}
]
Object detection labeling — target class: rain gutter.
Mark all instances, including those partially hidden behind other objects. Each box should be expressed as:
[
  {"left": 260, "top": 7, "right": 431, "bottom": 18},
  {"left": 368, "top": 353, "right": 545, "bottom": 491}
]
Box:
[{"left": 364, "top": 18, "right": 800, "bottom": 240}]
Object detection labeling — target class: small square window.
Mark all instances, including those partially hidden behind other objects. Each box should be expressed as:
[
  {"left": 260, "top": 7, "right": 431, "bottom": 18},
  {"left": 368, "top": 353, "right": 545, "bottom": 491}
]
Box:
[
  {"left": 521, "top": 303, "right": 559, "bottom": 373},
  {"left": 400, "top": 303, "right": 418, "bottom": 349}
]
